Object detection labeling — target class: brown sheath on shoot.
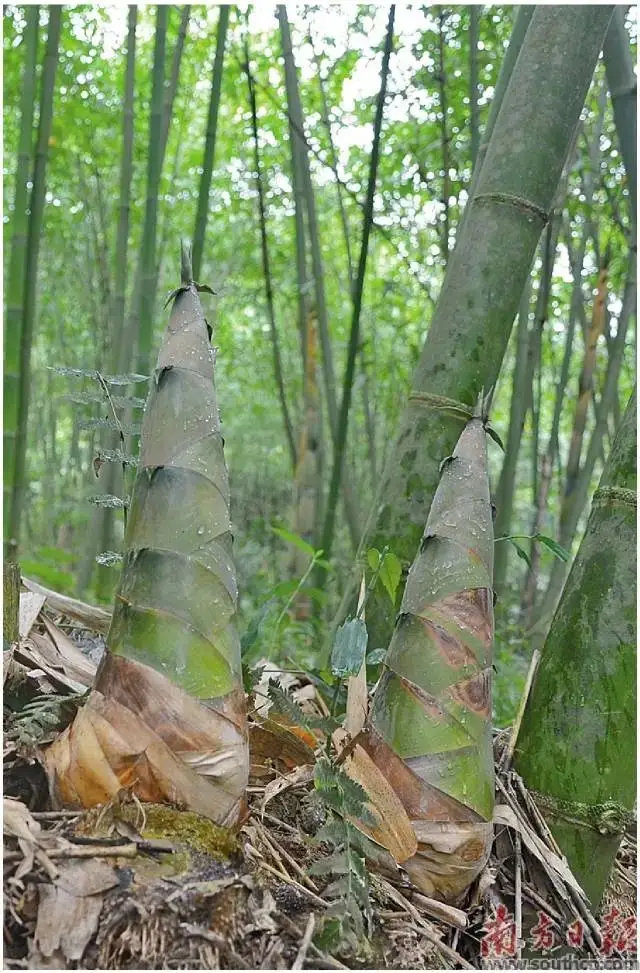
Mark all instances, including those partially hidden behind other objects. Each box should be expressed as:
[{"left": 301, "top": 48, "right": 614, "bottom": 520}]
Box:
[
  {"left": 46, "top": 245, "right": 249, "bottom": 827},
  {"left": 357, "top": 396, "right": 494, "bottom": 901}
]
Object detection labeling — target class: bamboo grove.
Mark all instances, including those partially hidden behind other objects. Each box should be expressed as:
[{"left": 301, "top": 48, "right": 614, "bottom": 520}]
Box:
[{"left": 3, "top": 2, "right": 637, "bottom": 919}]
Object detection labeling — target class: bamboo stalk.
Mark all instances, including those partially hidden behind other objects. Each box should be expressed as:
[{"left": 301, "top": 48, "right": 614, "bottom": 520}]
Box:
[
  {"left": 192, "top": 6, "right": 230, "bottom": 280},
  {"left": 363, "top": 6, "right": 614, "bottom": 654},
  {"left": 516, "top": 388, "right": 637, "bottom": 909},
  {"left": 469, "top": 6, "right": 480, "bottom": 168},
  {"left": 319, "top": 6, "right": 395, "bottom": 565},
  {"left": 8, "top": 6, "right": 62, "bottom": 556},
  {"left": 135, "top": 6, "right": 168, "bottom": 382},
  {"left": 244, "top": 39, "right": 297, "bottom": 471},
  {"left": 3, "top": 5, "right": 39, "bottom": 553},
  {"left": 603, "top": 7, "right": 637, "bottom": 218},
  {"left": 277, "top": 6, "right": 361, "bottom": 551}
]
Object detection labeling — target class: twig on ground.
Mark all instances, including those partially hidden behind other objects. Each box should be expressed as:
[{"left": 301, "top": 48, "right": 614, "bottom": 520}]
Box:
[
  {"left": 292, "top": 912, "right": 316, "bottom": 970},
  {"left": 4, "top": 843, "right": 139, "bottom": 862}
]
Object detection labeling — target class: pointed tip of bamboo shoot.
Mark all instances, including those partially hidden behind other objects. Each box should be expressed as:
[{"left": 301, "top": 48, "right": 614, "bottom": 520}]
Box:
[{"left": 473, "top": 386, "right": 494, "bottom": 424}]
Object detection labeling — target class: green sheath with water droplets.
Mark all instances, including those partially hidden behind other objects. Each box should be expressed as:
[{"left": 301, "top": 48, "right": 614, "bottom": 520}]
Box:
[
  {"left": 107, "top": 246, "right": 241, "bottom": 703},
  {"left": 371, "top": 401, "right": 495, "bottom": 819}
]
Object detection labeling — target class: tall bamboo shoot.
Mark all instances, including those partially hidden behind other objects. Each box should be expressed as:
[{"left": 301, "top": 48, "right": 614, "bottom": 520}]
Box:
[
  {"left": 358, "top": 400, "right": 494, "bottom": 902},
  {"left": 45, "top": 248, "right": 249, "bottom": 827}
]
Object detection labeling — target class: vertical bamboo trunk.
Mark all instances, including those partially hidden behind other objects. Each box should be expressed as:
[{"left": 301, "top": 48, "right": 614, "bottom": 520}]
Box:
[
  {"left": 135, "top": 6, "right": 168, "bottom": 382},
  {"left": 3, "top": 5, "right": 39, "bottom": 554},
  {"left": 492, "top": 279, "right": 532, "bottom": 593},
  {"left": 311, "top": 34, "right": 377, "bottom": 483},
  {"left": 46, "top": 248, "right": 249, "bottom": 826},
  {"left": 245, "top": 43, "right": 297, "bottom": 470},
  {"left": 363, "top": 6, "right": 613, "bottom": 655},
  {"left": 4, "top": 562, "right": 21, "bottom": 646},
  {"left": 121, "top": 6, "right": 183, "bottom": 388},
  {"left": 531, "top": 241, "right": 635, "bottom": 638},
  {"left": 80, "top": 7, "right": 138, "bottom": 599},
  {"left": 469, "top": 5, "right": 479, "bottom": 169},
  {"left": 457, "top": 5, "right": 534, "bottom": 239},
  {"left": 560, "top": 253, "right": 610, "bottom": 539},
  {"left": 603, "top": 7, "right": 637, "bottom": 218},
  {"left": 291, "top": 311, "right": 321, "bottom": 620},
  {"left": 192, "top": 5, "right": 229, "bottom": 281},
  {"left": 516, "top": 389, "right": 636, "bottom": 909},
  {"left": 521, "top": 216, "right": 557, "bottom": 583},
  {"left": 278, "top": 7, "right": 335, "bottom": 419},
  {"left": 520, "top": 278, "right": 578, "bottom": 619},
  {"left": 159, "top": 6, "right": 190, "bottom": 162},
  {"left": 288, "top": 38, "right": 311, "bottom": 366},
  {"left": 319, "top": 6, "right": 394, "bottom": 565},
  {"left": 8, "top": 6, "right": 62, "bottom": 556},
  {"left": 520, "top": 453, "right": 552, "bottom": 623},
  {"left": 493, "top": 111, "right": 580, "bottom": 595},
  {"left": 310, "top": 32, "right": 353, "bottom": 290},
  {"left": 112, "top": 7, "right": 137, "bottom": 353},
  {"left": 278, "top": 5, "right": 361, "bottom": 551},
  {"left": 360, "top": 399, "right": 495, "bottom": 902},
  {"left": 437, "top": 8, "right": 450, "bottom": 263}
]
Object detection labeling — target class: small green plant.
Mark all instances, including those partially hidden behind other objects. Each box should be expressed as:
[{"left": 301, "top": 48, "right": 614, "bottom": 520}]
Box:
[
  {"left": 495, "top": 532, "right": 571, "bottom": 567},
  {"left": 6, "top": 691, "right": 87, "bottom": 747},
  {"left": 50, "top": 364, "right": 146, "bottom": 561},
  {"left": 241, "top": 527, "right": 329, "bottom": 668},
  {"left": 311, "top": 757, "right": 382, "bottom": 955}
]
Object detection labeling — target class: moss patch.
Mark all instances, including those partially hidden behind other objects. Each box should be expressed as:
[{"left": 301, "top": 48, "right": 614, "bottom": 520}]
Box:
[
  {"left": 76, "top": 801, "right": 240, "bottom": 859},
  {"left": 129, "top": 803, "right": 240, "bottom": 859}
]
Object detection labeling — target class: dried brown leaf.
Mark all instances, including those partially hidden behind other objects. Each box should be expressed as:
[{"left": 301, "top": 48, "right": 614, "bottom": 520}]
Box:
[
  {"left": 260, "top": 764, "right": 315, "bottom": 813},
  {"left": 45, "top": 653, "right": 248, "bottom": 827},
  {"left": 19, "top": 591, "right": 46, "bottom": 639},
  {"left": 32, "top": 859, "right": 118, "bottom": 963},
  {"left": 22, "top": 577, "right": 112, "bottom": 633},
  {"left": 333, "top": 728, "right": 417, "bottom": 863}
]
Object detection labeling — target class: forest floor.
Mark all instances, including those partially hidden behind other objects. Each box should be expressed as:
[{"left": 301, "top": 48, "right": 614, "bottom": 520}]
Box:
[{"left": 3, "top": 582, "right": 637, "bottom": 970}]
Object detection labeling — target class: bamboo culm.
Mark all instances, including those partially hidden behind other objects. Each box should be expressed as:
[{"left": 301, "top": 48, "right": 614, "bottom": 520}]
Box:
[
  {"left": 3, "top": 5, "right": 39, "bottom": 552},
  {"left": 8, "top": 6, "right": 62, "bottom": 555},
  {"left": 192, "top": 5, "right": 229, "bottom": 280},
  {"left": 516, "top": 388, "right": 637, "bottom": 909},
  {"left": 363, "top": 6, "right": 614, "bottom": 655}
]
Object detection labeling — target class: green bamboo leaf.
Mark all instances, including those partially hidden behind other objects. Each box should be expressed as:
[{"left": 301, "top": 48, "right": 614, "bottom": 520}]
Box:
[
  {"left": 366, "top": 548, "right": 381, "bottom": 572},
  {"left": 271, "top": 524, "right": 315, "bottom": 557},
  {"left": 510, "top": 538, "right": 532, "bottom": 566},
  {"left": 270, "top": 579, "right": 300, "bottom": 600},
  {"left": 486, "top": 425, "right": 505, "bottom": 451},
  {"left": 331, "top": 618, "right": 368, "bottom": 678},
  {"left": 534, "top": 533, "right": 571, "bottom": 562},
  {"left": 379, "top": 550, "right": 402, "bottom": 605},
  {"left": 241, "top": 600, "right": 277, "bottom": 658}
]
